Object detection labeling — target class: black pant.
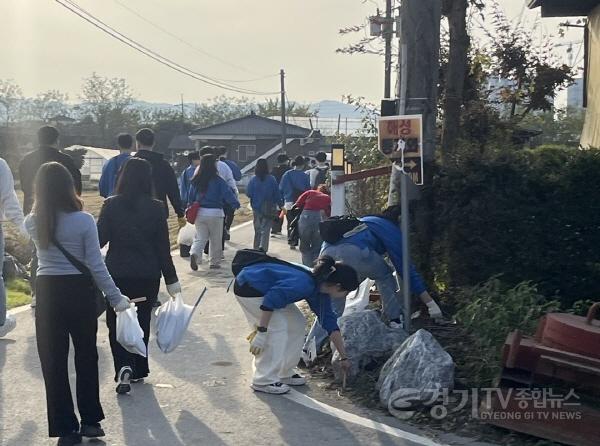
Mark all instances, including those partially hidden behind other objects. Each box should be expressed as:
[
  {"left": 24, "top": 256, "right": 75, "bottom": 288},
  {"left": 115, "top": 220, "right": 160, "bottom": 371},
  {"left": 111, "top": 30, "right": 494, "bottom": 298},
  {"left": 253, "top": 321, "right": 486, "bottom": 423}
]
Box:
[
  {"left": 105, "top": 278, "right": 159, "bottom": 381},
  {"left": 35, "top": 275, "right": 104, "bottom": 437},
  {"left": 272, "top": 214, "right": 284, "bottom": 234},
  {"left": 224, "top": 204, "right": 235, "bottom": 232}
]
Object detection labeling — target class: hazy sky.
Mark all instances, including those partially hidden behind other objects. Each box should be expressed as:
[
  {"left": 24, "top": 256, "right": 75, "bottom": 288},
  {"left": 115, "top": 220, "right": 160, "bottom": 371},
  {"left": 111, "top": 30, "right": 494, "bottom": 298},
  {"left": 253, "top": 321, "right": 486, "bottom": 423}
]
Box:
[{"left": 0, "top": 0, "right": 585, "bottom": 105}]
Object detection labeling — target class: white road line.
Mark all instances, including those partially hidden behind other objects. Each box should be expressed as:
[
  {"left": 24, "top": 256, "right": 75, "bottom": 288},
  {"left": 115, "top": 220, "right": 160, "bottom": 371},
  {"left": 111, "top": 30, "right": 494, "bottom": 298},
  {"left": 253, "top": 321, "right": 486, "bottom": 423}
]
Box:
[{"left": 284, "top": 389, "right": 447, "bottom": 446}]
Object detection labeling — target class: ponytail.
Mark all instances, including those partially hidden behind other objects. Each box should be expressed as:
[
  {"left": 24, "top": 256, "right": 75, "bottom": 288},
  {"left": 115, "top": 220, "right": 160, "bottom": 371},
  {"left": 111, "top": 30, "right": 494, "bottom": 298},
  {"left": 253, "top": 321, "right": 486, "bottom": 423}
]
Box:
[{"left": 312, "top": 255, "right": 359, "bottom": 292}]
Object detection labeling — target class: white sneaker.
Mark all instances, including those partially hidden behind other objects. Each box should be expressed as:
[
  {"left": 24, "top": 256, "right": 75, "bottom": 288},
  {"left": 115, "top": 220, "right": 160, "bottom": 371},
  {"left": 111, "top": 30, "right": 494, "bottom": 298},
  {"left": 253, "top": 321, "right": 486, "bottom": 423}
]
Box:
[
  {"left": 280, "top": 374, "right": 306, "bottom": 386},
  {"left": 251, "top": 382, "right": 290, "bottom": 395},
  {"left": 115, "top": 366, "right": 132, "bottom": 395},
  {"left": 0, "top": 315, "right": 17, "bottom": 337}
]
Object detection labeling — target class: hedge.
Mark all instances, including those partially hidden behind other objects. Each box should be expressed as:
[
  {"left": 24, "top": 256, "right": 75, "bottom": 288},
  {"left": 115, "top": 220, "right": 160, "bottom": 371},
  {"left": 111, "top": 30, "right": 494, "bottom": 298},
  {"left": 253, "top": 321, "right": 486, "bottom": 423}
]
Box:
[{"left": 414, "top": 146, "right": 600, "bottom": 307}]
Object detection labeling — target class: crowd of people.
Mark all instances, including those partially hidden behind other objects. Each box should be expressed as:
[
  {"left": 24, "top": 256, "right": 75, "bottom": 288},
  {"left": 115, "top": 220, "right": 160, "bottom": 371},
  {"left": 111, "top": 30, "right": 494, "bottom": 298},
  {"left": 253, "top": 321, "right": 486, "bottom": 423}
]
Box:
[{"left": 0, "top": 126, "right": 443, "bottom": 445}]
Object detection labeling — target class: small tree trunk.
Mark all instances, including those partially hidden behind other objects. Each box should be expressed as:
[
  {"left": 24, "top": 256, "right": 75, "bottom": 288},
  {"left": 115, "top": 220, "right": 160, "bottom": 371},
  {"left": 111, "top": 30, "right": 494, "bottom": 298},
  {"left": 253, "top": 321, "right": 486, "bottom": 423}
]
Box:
[{"left": 441, "top": 0, "right": 469, "bottom": 166}]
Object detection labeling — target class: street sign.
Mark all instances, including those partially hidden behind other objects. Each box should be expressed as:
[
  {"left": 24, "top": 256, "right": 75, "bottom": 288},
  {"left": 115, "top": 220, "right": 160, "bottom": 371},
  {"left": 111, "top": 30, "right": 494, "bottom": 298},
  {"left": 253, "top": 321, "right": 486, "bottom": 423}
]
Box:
[{"left": 378, "top": 114, "right": 424, "bottom": 185}]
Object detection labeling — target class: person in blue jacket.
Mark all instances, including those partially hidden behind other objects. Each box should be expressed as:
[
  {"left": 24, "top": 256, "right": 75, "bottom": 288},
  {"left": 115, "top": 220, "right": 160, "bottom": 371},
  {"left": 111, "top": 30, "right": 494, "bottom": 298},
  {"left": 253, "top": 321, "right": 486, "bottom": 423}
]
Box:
[
  {"left": 99, "top": 133, "right": 133, "bottom": 198},
  {"left": 188, "top": 154, "right": 240, "bottom": 270},
  {"left": 234, "top": 255, "right": 358, "bottom": 395},
  {"left": 216, "top": 146, "right": 242, "bottom": 181},
  {"left": 279, "top": 155, "right": 310, "bottom": 206},
  {"left": 304, "top": 207, "right": 442, "bottom": 355},
  {"left": 246, "top": 159, "right": 283, "bottom": 253},
  {"left": 179, "top": 151, "right": 200, "bottom": 204}
]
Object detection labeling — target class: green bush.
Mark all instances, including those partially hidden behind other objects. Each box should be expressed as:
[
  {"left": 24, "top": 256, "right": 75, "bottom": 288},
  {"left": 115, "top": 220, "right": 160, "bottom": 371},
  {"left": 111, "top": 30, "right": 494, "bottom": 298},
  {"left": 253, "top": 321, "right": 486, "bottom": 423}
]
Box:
[
  {"left": 419, "top": 146, "right": 600, "bottom": 308},
  {"left": 453, "top": 277, "right": 559, "bottom": 387},
  {"left": 6, "top": 278, "right": 31, "bottom": 309}
]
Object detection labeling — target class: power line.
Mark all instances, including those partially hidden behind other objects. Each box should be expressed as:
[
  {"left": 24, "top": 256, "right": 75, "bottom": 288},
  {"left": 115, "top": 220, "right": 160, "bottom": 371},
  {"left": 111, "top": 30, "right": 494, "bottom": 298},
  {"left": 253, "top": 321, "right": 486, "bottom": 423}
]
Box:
[
  {"left": 111, "top": 0, "right": 277, "bottom": 82},
  {"left": 55, "top": 0, "right": 279, "bottom": 96}
]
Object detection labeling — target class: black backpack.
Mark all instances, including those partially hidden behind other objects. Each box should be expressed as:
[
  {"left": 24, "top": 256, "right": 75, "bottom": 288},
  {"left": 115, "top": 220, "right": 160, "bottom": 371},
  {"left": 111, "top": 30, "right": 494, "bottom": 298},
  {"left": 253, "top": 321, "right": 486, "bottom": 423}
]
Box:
[
  {"left": 231, "top": 249, "right": 309, "bottom": 276},
  {"left": 319, "top": 216, "right": 364, "bottom": 244}
]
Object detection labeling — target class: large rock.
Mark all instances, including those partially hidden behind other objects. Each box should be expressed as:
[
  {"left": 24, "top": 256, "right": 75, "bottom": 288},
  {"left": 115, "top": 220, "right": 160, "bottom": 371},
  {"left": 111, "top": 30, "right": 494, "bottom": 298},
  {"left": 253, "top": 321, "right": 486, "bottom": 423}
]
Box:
[
  {"left": 332, "top": 309, "right": 408, "bottom": 380},
  {"left": 377, "top": 329, "right": 454, "bottom": 415}
]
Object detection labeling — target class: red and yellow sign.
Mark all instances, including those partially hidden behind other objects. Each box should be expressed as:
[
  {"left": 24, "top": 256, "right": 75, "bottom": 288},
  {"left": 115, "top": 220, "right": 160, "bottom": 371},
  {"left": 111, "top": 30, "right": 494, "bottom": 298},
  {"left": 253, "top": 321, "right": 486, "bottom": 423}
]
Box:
[{"left": 378, "top": 114, "right": 424, "bottom": 185}]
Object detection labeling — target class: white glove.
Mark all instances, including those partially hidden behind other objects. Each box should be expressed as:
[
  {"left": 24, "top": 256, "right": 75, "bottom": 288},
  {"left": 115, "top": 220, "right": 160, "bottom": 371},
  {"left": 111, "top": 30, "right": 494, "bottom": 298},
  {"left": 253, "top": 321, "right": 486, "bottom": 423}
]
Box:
[
  {"left": 166, "top": 281, "right": 182, "bottom": 299},
  {"left": 426, "top": 300, "right": 443, "bottom": 319},
  {"left": 247, "top": 330, "right": 268, "bottom": 356},
  {"left": 113, "top": 295, "right": 131, "bottom": 312}
]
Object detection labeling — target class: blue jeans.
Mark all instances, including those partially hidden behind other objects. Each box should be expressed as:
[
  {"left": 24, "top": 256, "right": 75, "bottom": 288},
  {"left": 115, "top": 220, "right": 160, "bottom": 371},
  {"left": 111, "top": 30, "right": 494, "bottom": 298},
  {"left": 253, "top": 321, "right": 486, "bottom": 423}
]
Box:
[
  {"left": 0, "top": 226, "right": 6, "bottom": 325},
  {"left": 303, "top": 243, "right": 403, "bottom": 353},
  {"left": 298, "top": 210, "right": 323, "bottom": 267}
]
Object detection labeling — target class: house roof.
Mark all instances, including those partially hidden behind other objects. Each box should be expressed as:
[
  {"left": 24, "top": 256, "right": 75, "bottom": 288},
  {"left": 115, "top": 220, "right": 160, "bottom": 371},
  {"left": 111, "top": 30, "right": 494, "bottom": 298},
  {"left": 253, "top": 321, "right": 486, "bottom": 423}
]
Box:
[
  {"left": 190, "top": 112, "right": 311, "bottom": 138},
  {"left": 527, "top": 0, "right": 600, "bottom": 17},
  {"left": 168, "top": 134, "right": 195, "bottom": 151}
]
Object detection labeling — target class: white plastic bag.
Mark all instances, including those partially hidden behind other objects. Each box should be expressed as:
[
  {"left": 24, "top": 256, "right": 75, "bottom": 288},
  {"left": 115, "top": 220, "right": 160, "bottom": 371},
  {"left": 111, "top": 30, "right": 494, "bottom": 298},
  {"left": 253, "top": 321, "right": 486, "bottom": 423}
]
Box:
[
  {"left": 342, "top": 278, "right": 374, "bottom": 317},
  {"left": 116, "top": 305, "right": 147, "bottom": 357},
  {"left": 155, "top": 289, "right": 206, "bottom": 353},
  {"left": 177, "top": 223, "right": 196, "bottom": 246}
]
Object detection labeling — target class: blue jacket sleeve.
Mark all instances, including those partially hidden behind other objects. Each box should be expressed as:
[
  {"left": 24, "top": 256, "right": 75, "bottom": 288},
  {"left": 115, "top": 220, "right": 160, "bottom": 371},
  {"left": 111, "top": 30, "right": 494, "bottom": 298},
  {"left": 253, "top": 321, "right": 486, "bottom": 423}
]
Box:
[
  {"left": 98, "top": 159, "right": 112, "bottom": 198},
  {"left": 301, "top": 172, "right": 311, "bottom": 191},
  {"left": 179, "top": 170, "right": 189, "bottom": 202},
  {"left": 222, "top": 180, "right": 241, "bottom": 209},
  {"left": 247, "top": 177, "right": 255, "bottom": 201},
  {"left": 306, "top": 294, "right": 340, "bottom": 334},
  {"left": 279, "top": 172, "right": 289, "bottom": 197},
  {"left": 227, "top": 160, "right": 242, "bottom": 181},
  {"left": 365, "top": 218, "right": 427, "bottom": 294}
]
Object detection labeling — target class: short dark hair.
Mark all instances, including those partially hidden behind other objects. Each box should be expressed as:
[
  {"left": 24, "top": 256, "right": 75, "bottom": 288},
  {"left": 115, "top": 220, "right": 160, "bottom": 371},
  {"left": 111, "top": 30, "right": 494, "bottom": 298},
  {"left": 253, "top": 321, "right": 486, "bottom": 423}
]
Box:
[
  {"left": 277, "top": 154, "right": 289, "bottom": 164},
  {"left": 199, "top": 146, "right": 214, "bottom": 156},
  {"left": 315, "top": 151, "right": 327, "bottom": 162},
  {"left": 292, "top": 155, "right": 305, "bottom": 167},
  {"left": 136, "top": 128, "right": 155, "bottom": 147},
  {"left": 37, "top": 126, "right": 59, "bottom": 146},
  {"left": 255, "top": 158, "right": 269, "bottom": 180},
  {"left": 188, "top": 151, "right": 200, "bottom": 162},
  {"left": 116, "top": 133, "right": 133, "bottom": 150}
]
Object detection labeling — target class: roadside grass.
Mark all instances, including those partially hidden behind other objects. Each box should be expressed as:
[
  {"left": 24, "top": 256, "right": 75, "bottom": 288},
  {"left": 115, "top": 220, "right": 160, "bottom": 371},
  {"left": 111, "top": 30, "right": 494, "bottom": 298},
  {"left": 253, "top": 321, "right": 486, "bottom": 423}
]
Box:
[{"left": 6, "top": 278, "right": 32, "bottom": 309}]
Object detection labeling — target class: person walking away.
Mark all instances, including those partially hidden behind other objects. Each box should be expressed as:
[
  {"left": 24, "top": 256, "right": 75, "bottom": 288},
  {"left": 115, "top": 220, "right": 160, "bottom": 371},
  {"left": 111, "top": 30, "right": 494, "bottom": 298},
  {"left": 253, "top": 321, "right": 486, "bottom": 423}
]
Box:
[
  {"left": 307, "top": 151, "right": 329, "bottom": 190},
  {"left": 0, "top": 157, "right": 27, "bottom": 338},
  {"left": 98, "top": 133, "right": 133, "bottom": 198},
  {"left": 279, "top": 156, "right": 310, "bottom": 248},
  {"left": 234, "top": 255, "right": 358, "bottom": 394},
  {"left": 133, "top": 128, "right": 186, "bottom": 229},
  {"left": 270, "top": 154, "right": 290, "bottom": 235},
  {"left": 97, "top": 158, "right": 182, "bottom": 394},
  {"left": 216, "top": 146, "right": 241, "bottom": 240},
  {"left": 188, "top": 154, "right": 240, "bottom": 270},
  {"left": 179, "top": 151, "right": 200, "bottom": 205},
  {"left": 246, "top": 159, "right": 282, "bottom": 252},
  {"left": 19, "top": 125, "right": 82, "bottom": 307},
  {"left": 296, "top": 184, "right": 331, "bottom": 266},
  {"left": 304, "top": 207, "right": 443, "bottom": 355},
  {"left": 25, "top": 162, "right": 130, "bottom": 446}
]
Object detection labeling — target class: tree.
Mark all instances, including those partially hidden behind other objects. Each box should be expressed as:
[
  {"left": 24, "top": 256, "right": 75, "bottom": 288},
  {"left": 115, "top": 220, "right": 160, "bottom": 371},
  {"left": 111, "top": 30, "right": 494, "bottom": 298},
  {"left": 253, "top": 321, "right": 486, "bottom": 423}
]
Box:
[
  {"left": 26, "top": 89, "right": 70, "bottom": 122},
  {"left": 0, "top": 79, "right": 24, "bottom": 126},
  {"left": 80, "top": 73, "right": 135, "bottom": 144},
  {"left": 257, "top": 98, "right": 313, "bottom": 118},
  {"left": 189, "top": 96, "right": 255, "bottom": 128}
]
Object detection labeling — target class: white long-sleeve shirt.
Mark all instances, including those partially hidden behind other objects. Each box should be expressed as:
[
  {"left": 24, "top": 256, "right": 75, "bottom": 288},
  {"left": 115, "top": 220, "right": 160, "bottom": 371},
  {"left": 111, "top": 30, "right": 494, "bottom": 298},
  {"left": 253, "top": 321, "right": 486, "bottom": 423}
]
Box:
[
  {"left": 0, "top": 158, "right": 25, "bottom": 227},
  {"left": 194, "top": 160, "right": 238, "bottom": 195}
]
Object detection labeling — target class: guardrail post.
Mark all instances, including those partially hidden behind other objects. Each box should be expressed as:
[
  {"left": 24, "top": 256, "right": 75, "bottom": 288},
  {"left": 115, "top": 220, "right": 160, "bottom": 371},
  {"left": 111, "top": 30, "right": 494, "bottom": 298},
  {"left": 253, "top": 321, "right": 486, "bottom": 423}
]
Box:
[{"left": 331, "top": 171, "right": 345, "bottom": 216}]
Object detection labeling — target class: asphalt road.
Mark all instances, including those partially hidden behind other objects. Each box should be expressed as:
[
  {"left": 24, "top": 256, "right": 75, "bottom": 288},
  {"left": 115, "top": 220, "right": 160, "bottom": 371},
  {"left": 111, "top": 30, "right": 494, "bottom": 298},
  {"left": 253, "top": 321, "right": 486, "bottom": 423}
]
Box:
[{"left": 0, "top": 221, "right": 488, "bottom": 446}]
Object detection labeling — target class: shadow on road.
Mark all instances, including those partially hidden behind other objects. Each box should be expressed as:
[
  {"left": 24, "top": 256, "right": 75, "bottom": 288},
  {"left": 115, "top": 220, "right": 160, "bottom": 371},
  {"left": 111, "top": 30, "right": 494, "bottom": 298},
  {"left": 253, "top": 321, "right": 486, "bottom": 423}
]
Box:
[{"left": 175, "top": 409, "right": 228, "bottom": 446}]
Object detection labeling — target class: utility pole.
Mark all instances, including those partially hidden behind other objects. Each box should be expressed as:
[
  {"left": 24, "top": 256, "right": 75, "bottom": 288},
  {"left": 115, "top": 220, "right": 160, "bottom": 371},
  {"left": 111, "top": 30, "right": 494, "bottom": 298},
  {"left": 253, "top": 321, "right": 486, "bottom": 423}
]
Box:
[
  {"left": 388, "top": 0, "right": 442, "bottom": 331},
  {"left": 384, "top": 0, "right": 393, "bottom": 98},
  {"left": 180, "top": 93, "right": 185, "bottom": 131},
  {"left": 280, "top": 68, "right": 287, "bottom": 150}
]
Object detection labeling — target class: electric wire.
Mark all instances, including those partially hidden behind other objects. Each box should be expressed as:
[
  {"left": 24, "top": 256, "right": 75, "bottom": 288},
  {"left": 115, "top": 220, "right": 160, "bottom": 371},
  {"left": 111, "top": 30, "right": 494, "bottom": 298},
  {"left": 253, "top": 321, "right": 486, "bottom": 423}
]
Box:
[
  {"left": 55, "top": 0, "right": 280, "bottom": 95},
  {"left": 110, "top": 0, "right": 277, "bottom": 82}
]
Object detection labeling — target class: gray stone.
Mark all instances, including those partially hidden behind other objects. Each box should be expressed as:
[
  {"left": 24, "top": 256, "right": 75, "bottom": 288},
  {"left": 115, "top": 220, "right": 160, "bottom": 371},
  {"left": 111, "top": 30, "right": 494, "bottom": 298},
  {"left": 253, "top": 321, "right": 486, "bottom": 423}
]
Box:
[
  {"left": 332, "top": 309, "right": 408, "bottom": 380},
  {"left": 377, "top": 329, "right": 454, "bottom": 415}
]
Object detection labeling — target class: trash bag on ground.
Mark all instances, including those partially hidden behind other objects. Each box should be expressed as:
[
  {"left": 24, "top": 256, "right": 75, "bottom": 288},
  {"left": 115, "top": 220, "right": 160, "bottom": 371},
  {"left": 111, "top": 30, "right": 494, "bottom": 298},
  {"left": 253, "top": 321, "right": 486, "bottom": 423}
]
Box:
[
  {"left": 377, "top": 329, "right": 454, "bottom": 417},
  {"left": 116, "top": 305, "right": 147, "bottom": 357},
  {"left": 332, "top": 309, "right": 407, "bottom": 381},
  {"left": 177, "top": 223, "right": 196, "bottom": 247},
  {"left": 155, "top": 290, "right": 205, "bottom": 353},
  {"left": 341, "top": 278, "right": 374, "bottom": 317}
]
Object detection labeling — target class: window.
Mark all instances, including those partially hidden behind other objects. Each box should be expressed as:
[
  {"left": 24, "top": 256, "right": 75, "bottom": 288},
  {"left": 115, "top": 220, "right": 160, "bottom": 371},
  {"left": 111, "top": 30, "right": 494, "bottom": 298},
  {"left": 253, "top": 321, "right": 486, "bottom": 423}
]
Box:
[{"left": 237, "top": 144, "right": 256, "bottom": 162}]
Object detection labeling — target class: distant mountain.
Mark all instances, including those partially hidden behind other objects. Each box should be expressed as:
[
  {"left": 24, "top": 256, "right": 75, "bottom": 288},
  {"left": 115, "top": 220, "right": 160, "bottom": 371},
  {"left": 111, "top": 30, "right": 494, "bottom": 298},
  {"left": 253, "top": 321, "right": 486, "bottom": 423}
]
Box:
[{"left": 309, "top": 100, "right": 366, "bottom": 119}]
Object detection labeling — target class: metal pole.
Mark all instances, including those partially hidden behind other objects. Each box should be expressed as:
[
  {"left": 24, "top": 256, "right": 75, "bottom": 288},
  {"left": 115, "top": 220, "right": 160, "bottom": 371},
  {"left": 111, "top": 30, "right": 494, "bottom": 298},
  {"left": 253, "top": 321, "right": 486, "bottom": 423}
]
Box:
[
  {"left": 384, "top": 0, "right": 393, "bottom": 98},
  {"left": 280, "top": 69, "right": 287, "bottom": 150}
]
